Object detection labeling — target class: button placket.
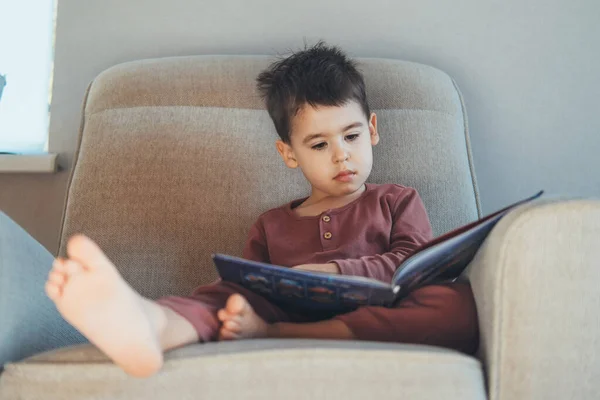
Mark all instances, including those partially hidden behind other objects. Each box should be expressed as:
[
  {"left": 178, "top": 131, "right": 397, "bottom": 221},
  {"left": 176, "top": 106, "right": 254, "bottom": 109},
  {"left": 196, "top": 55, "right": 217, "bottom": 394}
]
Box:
[{"left": 320, "top": 213, "right": 334, "bottom": 247}]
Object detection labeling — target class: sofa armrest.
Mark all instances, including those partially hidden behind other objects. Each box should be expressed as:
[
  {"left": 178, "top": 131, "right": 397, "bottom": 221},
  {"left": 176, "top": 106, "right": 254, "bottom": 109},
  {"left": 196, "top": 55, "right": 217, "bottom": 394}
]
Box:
[
  {"left": 465, "top": 199, "right": 600, "bottom": 400},
  {"left": 0, "top": 212, "right": 86, "bottom": 370}
]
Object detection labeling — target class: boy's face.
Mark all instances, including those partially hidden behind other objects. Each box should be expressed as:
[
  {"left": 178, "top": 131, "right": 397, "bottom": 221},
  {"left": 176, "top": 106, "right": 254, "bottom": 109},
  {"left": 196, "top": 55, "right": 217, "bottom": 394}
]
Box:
[{"left": 276, "top": 101, "right": 379, "bottom": 199}]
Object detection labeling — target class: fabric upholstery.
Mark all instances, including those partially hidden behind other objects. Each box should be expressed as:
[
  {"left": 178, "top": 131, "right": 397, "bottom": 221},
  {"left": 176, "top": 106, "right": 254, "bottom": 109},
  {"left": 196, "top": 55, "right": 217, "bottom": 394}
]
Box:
[
  {"left": 466, "top": 199, "right": 600, "bottom": 400},
  {"left": 3, "top": 54, "right": 599, "bottom": 400},
  {"left": 58, "top": 55, "right": 480, "bottom": 300},
  {"left": 1, "top": 340, "right": 486, "bottom": 400}
]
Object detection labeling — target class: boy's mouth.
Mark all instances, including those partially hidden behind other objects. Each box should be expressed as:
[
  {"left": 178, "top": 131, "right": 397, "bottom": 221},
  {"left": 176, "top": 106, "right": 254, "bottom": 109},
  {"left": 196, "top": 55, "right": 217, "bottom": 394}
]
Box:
[{"left": 334, "top": 170, "right": 356, "bottom": 182}]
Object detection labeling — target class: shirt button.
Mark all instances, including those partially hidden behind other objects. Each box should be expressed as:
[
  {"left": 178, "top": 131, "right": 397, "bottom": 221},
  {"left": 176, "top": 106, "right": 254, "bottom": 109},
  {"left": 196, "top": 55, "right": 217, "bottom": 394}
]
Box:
[
  {"left": 322, "top": 215, "right": 331, "bottom": 222},
  {"left": 324, "top": 232, "right": 332, "bottom": 240}
]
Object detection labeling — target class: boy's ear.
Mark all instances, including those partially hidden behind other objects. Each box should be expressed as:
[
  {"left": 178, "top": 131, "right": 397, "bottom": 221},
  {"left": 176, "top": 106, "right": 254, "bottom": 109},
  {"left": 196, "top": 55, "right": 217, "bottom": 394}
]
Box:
[
  {"left": 275, "top": 140, "right": 299, "bottom": 168},
  {"left": 369, "top": 112, "right": 380, "bottom": 146}
]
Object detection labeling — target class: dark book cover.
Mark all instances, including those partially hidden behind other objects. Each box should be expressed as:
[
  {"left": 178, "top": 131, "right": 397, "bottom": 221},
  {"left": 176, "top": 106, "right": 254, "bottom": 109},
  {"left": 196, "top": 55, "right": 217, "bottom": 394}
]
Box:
[{"left": 213, "top": 191, "right": 543, "bottom": 312}]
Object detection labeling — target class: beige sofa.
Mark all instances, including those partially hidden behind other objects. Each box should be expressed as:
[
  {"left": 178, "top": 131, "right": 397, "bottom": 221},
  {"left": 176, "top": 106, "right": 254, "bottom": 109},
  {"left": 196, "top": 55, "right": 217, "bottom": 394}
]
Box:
[{"left": 1, "top": 55, "right": 599, "bottom": 399}]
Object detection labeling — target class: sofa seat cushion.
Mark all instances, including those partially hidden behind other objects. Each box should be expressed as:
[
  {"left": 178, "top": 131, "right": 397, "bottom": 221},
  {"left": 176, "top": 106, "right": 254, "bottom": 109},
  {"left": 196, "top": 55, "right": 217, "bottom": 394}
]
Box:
[{"left": 1, "top": 339, "right": 486, "bottom": 399}]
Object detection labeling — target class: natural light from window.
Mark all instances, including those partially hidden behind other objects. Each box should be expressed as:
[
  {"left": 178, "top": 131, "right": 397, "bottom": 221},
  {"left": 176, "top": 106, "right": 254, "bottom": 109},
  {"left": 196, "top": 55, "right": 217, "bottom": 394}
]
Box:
[{"left": 0, "top": 0, "right": 56, "bottom": 154}]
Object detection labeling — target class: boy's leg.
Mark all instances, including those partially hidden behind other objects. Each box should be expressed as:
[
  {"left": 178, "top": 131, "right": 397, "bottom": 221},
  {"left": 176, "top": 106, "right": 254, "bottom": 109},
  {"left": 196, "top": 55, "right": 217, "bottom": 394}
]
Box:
[
  {"left": 156, "top": 281, "right": 294, "bottom": 343},
  {"left": 333, "top": 282, "right": 479, "bottom": 354},
  {"left": 218, "top": 293, "right": 356, "bottom": 340},
  {"left": 45, "top": 235, "right": 197, "bottom": 378},
  {"left": 46, "top": 234, "right": 292, "bottom": 377},
  {"left": 220, "top": 282, "right": 478, "bottom": 355},
  {"left": 266, "top": 317, "right": 356, "bottom": 340}
]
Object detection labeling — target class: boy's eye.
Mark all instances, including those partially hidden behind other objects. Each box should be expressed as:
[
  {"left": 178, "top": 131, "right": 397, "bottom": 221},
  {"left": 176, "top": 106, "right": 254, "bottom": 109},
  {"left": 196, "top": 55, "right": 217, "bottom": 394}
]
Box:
[
  {"left": 312, "top": 142, "right": 327, "bottom": 150},
  {"left": 346, "top": 133, "right": 360, "bottom": 141}
]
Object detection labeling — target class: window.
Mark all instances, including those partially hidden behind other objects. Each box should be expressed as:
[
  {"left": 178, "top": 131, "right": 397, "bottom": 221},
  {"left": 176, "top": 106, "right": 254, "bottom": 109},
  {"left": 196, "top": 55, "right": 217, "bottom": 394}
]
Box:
[{"left": 0, "top": 0, "right": 57, "bottom": 154}]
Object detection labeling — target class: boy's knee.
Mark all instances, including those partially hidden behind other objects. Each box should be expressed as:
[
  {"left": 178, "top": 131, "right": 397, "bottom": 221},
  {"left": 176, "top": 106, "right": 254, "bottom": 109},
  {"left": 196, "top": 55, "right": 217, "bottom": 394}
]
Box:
[
  {"left": 420, "top": 282, "right": 479, "bottom": 353},
  {"left": 411, "top": 282, "right": 476, "bottom": 311}
]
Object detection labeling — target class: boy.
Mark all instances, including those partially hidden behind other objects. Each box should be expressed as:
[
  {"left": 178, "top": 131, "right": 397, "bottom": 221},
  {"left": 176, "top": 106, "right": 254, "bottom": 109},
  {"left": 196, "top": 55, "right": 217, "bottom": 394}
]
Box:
[{"left": 45, "top": 42, "right": 478, "bottom": 378}]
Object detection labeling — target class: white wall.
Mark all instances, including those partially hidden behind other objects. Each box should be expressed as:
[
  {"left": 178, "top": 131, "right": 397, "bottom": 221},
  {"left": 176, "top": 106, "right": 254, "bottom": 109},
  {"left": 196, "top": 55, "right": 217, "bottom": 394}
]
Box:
[
  {"left": 3, "top": 0, "right": 598, "bottom": 252},
  {"left": 51, "top": 0, "right": 600, "bottom": 213}
]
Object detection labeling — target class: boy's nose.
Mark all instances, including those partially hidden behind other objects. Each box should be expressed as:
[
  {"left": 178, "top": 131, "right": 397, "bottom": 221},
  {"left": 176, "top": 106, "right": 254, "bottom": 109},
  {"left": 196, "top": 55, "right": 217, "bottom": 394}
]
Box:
[{"left": 333, "top": 148, "right": 350, "bottom": 163}]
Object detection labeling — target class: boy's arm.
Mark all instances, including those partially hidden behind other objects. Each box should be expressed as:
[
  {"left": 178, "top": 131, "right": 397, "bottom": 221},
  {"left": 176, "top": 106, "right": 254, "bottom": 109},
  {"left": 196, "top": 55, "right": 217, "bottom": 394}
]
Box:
[
  {"left": 242, "top": 217, "right": 271, "bottom": 263},
  {"left": 293, "top": 263, "right": 340, "bottom": 274},
  {"left": 328, "top": 188, "right": 433, "bottom": 282}
]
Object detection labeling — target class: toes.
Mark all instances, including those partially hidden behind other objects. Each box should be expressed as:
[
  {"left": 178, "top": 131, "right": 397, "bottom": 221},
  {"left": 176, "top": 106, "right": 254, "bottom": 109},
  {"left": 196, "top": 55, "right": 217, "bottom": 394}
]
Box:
[
  {"left": 46, "top": 258, "right": 71, "bottom": 300},
  {"left": 217, "top": 316, "right": 242, "bottom": 341},
  {"left": 219, "top": 295, "right": 265, "bottom": 341},
  {"left": 66, "top": 234, "right": 111, "bottom": 271},
  {"left": 218, "top": 327, "right": 241, "bottom": 341},
  {"left": 224, "top": 320, "right": 241, "bottom": 331},
  {"left": 218, "top": 309, "right": 242, "bottom": 325},
  {"left": 217, "top": 309, "right": 228, "bottom": 322},
  {"left": 225, "top": 294, "right": 247, "bottom": 315},
  {"left": 45, "top": 281, "right": 61, "bottom": 300},
  {"left": 48, "top": 270, "right": 66, "bottom": 286},
  {"left": 64, "top": 260, "right": 84, "bottom": 276},
  {"left": 52, "top": 257, "right": 67, "bottom": 272}
]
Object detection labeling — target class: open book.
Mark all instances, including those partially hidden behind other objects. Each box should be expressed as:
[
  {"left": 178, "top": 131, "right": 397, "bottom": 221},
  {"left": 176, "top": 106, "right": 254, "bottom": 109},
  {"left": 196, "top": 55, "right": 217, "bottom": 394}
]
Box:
[{"left": 213, "top": 191, "right": 543, "bottom": 312}]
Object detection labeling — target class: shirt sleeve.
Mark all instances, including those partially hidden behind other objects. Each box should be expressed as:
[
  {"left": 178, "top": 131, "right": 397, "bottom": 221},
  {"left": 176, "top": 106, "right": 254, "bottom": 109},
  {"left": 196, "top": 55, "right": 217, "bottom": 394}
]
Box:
[
  {"left": 329, "top": 188, "right": 433, "bottom": 282},
  {"left": 242, "top": 216, "right": 271, "bottom": 263}
]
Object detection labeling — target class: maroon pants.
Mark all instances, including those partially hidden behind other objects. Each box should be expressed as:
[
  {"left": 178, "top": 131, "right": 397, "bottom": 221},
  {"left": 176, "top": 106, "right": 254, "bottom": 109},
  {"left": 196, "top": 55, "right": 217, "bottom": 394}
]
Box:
[{"left": 156, "top": 281, "right": 479, "bottom": 355}]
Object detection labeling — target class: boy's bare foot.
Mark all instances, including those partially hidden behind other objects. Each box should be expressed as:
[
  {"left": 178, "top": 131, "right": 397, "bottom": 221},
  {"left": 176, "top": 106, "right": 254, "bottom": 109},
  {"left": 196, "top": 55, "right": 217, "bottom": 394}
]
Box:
[
  {"left": 217, "top": 294, "right": 269, "bottom": 340},
  {"left": 45, "top": 235, "right": 166, "bottom": 378}
]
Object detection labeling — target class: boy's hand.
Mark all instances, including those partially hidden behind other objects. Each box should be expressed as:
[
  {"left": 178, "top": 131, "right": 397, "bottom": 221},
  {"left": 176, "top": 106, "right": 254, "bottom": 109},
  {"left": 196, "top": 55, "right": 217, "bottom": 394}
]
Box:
[{"left": 292, "top": 263, "right": 340, "bottom": 274}]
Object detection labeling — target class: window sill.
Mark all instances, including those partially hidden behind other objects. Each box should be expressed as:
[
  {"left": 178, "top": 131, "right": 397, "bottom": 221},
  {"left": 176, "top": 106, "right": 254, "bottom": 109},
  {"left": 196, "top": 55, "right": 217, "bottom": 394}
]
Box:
[{"left": 0, "top": 153, "right": 58, "bottom": 173}]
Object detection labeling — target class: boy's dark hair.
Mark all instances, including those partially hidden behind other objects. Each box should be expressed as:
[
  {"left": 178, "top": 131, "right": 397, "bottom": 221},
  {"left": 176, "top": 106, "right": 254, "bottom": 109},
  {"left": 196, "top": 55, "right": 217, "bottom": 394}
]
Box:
[{"left": 256, "top": 41, "right": 370, "bottom": 143}]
